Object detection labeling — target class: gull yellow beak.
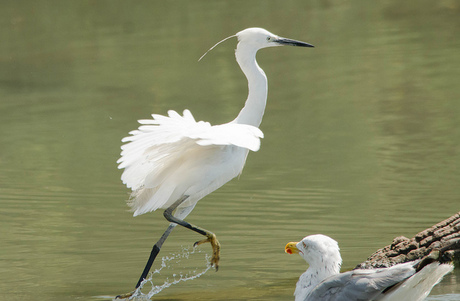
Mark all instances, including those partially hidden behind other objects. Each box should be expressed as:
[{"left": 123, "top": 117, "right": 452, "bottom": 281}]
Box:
[{"left": 285, "top": 242, "right": 300, "bottom": 254}]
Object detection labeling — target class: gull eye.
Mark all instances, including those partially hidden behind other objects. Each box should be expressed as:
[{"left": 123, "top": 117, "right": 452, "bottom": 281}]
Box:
[{"left": 267, "top": 36, "right": 272, "bottom": 41}]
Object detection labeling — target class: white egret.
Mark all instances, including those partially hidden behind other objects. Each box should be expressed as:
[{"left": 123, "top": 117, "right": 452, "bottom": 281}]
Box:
[
  {"left": 116, "top": 28, "right": 313, "bottom": 298},
  {"left": 285, "top": 234, "right": 456, "bottom": 301}
]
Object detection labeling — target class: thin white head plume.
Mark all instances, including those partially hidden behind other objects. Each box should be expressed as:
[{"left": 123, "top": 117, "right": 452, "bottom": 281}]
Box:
[{"left": 198, "top": 34, "right": 236, "bottom": 62}]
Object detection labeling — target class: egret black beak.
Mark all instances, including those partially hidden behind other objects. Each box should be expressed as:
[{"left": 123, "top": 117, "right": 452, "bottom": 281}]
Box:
[{"left": 275, "top": 37, "right": 314, "bottom": 48}]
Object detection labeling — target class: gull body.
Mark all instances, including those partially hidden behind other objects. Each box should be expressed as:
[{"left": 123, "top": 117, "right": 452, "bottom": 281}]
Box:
[
  {"left": 285, "top": 234, "right": 454, "bottom": 301},
  {"left": 116, "top": 28, "right": 313, "bottom": 298}
]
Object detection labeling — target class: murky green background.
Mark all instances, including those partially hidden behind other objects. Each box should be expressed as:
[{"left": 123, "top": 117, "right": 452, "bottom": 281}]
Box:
[{"left": 1, "top": 1, "right": 459, "bottom": 300}]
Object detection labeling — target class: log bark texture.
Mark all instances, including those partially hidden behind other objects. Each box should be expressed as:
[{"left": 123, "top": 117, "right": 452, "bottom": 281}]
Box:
[{"left": 355, "top": 211, "right": 460, "bottom": 269}]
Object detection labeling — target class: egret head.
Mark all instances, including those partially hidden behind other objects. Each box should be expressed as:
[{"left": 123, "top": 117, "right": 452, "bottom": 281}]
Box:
[
  {"left": 199, "top": 27, "right": 313, "bottom": 61},
  {"left": 285, "top": 234, "right": 341, "bottom": 268},
  {"left": 236, "top": 27, "right": 314, "bottom": 50}
]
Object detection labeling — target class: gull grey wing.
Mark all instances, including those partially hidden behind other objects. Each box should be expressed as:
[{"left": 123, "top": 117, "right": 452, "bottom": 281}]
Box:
[{"left": 305, "top": 262, "right": 417, "bottom": 301}]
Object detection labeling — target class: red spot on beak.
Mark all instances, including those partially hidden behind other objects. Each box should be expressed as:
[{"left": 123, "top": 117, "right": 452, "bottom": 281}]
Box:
[{"left": 286, "top": 248, "right": 293, "bottom": 254}]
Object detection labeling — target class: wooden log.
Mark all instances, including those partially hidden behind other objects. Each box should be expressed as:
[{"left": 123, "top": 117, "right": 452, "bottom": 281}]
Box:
[{"left": 355, "top": 211, "right": 460, "bottom": 269}]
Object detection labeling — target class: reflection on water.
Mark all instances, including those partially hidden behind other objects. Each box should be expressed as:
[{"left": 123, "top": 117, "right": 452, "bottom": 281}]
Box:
[{"left": 0, "top": 1, "right": 459, "bottom": 300}]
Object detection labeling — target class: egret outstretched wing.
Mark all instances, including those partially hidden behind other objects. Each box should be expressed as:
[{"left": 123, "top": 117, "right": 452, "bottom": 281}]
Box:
[{"left": 117, "top": 109, "right": 263, "bottom": 215}]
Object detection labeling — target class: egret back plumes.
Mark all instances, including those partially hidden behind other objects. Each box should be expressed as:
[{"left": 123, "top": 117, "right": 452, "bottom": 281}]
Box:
[
  {"left": 118, "top": 109, "right": 263, "bottom": 216},
  {"left": 115, "top": 28, "right": 313, "bottom": 298}
]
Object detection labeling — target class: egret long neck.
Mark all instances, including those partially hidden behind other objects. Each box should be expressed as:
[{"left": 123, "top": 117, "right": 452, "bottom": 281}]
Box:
[{"left": 233, "top": 43, "right": 268, "bottom": 127}]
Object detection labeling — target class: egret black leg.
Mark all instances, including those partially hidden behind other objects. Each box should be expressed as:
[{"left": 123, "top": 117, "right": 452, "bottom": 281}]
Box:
[
  {"left": 163, "top": 196, "right": 221, "bottom": 270},
  {"left": 115, "top": 223, "right": 176, "bottom": 300},
  {"left": 115, "top": 197, "right": 189, "bottom": 299},
  {"left": 135, "top": 223, "right": 176, "bottom": 288},
  {"left": 116, "top": 195, "right": 220, "bottom": 299}
]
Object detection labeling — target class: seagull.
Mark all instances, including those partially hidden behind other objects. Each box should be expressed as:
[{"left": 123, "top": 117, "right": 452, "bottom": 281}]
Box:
[
  {"left": 285, "top": 234, "right": 455, "bottom": 301},
  {"left": 116, "top": 28, "right": 314, "bottom": 298}
]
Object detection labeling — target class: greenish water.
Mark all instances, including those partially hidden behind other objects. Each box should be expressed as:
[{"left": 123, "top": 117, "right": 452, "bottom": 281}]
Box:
[{"left": 0, "top": 1, "right": 459, "bottom": 300}]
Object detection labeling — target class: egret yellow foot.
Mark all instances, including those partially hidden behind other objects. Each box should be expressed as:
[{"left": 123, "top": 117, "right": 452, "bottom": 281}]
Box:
[{"left": 194, "top": 233, "right": 221, "bottom": 270}]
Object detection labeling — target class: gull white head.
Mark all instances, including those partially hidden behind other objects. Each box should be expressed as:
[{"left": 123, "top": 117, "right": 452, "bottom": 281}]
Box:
[
  {"left": 286, "top": 234, "right": 342, "bottom": 272},
  {"left": 286, "top": 234, "right": 342, "bottom": 300}
]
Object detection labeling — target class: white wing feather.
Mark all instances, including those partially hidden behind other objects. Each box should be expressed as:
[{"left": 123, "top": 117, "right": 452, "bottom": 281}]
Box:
[
  {"left": 117, "top": 109, "right": 263, "bottom": 216},
  {"left": 192, "top": 123, "right": 264, "bottom": 151}
]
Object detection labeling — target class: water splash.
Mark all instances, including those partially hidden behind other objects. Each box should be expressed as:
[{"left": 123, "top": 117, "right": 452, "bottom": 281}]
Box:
[{"left": 120, "top": 246, "right": 212, "bottom": 300}]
